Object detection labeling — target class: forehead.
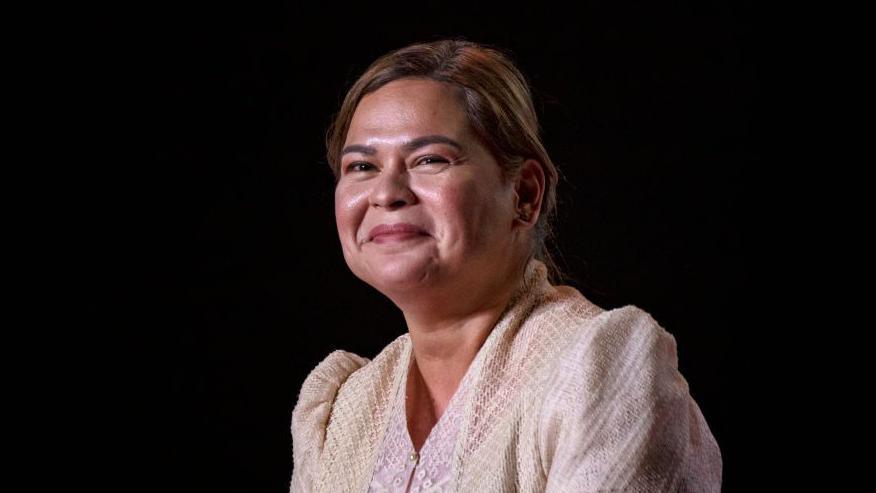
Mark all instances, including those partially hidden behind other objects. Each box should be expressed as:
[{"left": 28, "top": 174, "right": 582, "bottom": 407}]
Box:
[{"left": 345, "top": 78, "right": 469, "bottom": 144}]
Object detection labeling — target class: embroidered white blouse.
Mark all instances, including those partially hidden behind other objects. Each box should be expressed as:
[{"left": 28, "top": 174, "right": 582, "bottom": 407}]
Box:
[
  {"left": 366, "top": 351, "right": 475, "bottom": 493},
  {"left": 290, "top": 257, "right": 723, "bottom": 492}
]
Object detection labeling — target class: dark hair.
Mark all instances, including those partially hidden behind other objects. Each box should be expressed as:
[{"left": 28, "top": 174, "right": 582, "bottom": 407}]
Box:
[{"left": 326, "top": 38, "right": 571, "bottom": 285}]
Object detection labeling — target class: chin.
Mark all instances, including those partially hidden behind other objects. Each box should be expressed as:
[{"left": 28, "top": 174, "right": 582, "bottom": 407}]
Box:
[{"left": 364, "top": 257, "right": 435, "bottom": 292}]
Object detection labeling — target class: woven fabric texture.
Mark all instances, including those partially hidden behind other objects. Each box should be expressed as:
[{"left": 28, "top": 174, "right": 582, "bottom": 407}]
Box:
[{"left": 290, "top": 258, "right": 722, "bottom": 492}]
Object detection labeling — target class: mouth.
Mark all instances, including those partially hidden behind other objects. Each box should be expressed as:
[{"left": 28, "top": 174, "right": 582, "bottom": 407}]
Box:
[
  {"left": 370, "top": 231, "right": 430, "bottom": 244},
  {"left": 367, "top": 223, "right": 429, "bottom": 243}
]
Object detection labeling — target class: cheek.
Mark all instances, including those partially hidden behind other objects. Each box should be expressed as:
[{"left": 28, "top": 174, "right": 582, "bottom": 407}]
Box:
[
  {"left": 334, "top": 186, "right": 366, "bottom": 233},
  {"left": 428, "top": 182, "right": 500, "bottom": 239}
]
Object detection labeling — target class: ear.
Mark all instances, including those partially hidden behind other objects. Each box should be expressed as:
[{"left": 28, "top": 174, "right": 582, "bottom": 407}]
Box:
[{"left": 513, "top": 158, "right": 545, "bottom": 228}]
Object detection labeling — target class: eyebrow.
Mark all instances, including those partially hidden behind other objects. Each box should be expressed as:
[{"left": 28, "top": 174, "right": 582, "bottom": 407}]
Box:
[{"left": 341, "top": 134, "right": 463, "bottom": 157}]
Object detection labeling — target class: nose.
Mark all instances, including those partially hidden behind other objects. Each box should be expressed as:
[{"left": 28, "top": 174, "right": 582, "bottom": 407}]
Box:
[{"left": 369, "top": 162, "right": 416, "bottom": 209}]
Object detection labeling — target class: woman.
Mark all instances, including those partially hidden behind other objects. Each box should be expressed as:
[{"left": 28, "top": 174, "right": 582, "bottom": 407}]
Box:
[{"left": 290, "top": 39, "right": 722, "bottom": 492}]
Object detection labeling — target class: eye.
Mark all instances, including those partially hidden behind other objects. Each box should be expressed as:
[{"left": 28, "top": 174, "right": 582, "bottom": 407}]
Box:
[
  {"left": 345, "top": 161, "right": 375, "bottom": 173},
  {"left": 417, "top": 155, "right": 448, "bottom": 166},
  {"left": 411, "top": 155, "right": 454, "bottom": 174}
]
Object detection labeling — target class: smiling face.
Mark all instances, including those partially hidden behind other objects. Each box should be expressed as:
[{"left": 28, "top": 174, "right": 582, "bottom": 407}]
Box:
[{"left": 334, "top": 77, "right": 524, "bottom": 306}]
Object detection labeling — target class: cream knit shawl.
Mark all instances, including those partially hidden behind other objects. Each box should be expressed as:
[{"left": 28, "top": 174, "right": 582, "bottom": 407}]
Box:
[{"left": 290, "top": 258, "right": 722, "bottom": 492}]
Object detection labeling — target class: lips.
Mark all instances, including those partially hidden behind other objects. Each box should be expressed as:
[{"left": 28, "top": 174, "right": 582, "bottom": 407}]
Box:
[{"left": 368, "top": 223, "right": 428, "bottom": 241}]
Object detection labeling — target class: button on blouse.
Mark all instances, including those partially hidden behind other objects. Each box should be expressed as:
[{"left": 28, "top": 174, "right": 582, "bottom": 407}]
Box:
[{"left": 367, "top": 355, "right": 475, "bottom": 493}]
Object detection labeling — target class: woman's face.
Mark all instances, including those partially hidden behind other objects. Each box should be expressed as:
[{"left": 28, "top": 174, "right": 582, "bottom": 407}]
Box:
[{"left": 334, "top": 77, "right": 522, "bottom": 301}]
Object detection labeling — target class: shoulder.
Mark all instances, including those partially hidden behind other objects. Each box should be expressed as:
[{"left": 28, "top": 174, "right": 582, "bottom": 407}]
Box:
[
  {"left": 542, "top": 304, "right": 691, "bottom": 424},
  {"left": 290, "top": 336, "right": 411, "bottom": 491},
  {"left": 539, "top": 305, "right": 723, "bottom": 491},
  {"left": 558, "top": 304, "right": 681, "bottom": 390},
  {"left": 296, "top": 350, "right": 372, "bottom": 409},
  {"left": 289, "top": 349, "right": 370, "bottom": 492},
  {"left": 301, "top": 349, "right": 372, "bottom": 394},
  {"left": 291, "top": 349, "right": 371, "bottom": 447},
  {"left": 291, "top": 333, "right": 410, "bottom": 451}
]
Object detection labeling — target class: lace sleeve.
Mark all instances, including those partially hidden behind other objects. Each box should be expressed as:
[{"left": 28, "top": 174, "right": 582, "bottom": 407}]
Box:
[
  {"left": 289, "top": 350, "right": 370, "bottom": 493},
  {"left": 540, "top": 306, "right": 723, "bottom": 492}
]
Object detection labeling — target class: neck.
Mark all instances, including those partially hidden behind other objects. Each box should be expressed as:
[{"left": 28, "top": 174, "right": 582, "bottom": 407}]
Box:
[{"left": 401, "top": 255, "right": 530, "bottom": 406}]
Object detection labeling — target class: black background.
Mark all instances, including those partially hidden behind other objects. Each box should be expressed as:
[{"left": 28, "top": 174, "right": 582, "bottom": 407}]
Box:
[{"left": 85, "top": 1, "right": 758, "bottom": 491}]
